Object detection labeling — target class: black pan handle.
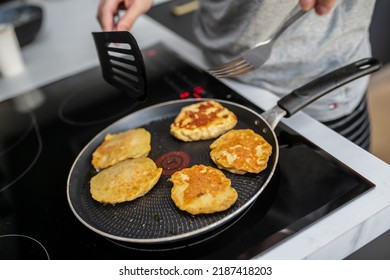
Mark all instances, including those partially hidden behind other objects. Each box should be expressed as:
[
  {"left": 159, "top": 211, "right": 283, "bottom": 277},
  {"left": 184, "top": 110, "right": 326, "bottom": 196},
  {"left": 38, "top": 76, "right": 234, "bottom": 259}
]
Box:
[{"left": 277, "top": 58, "right": 382, "bottom": 117}]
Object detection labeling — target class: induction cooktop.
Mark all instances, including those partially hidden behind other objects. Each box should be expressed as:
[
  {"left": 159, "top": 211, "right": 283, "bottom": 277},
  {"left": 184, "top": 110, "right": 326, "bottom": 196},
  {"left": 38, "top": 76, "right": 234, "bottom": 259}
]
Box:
[{"left": 0, "top": 42, "right": 374, "bottom": 259}]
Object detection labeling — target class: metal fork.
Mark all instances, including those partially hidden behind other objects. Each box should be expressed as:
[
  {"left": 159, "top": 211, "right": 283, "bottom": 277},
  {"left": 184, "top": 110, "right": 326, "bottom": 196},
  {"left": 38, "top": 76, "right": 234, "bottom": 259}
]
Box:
[{"left": 208, "top": 5, "right": 307, "bottom": 78}]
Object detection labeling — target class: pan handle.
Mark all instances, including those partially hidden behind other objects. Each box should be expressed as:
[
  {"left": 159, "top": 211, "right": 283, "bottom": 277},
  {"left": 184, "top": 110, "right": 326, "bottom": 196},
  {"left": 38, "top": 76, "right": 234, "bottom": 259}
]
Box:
[{"left": 277, "top": 58, "right": 382, "bottom": 117}]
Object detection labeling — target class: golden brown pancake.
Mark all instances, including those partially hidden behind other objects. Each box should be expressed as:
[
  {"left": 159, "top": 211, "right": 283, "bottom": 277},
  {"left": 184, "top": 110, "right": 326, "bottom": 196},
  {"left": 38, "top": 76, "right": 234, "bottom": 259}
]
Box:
[
  {"left": 170, "top": 100, "right": 237, "bottom": 142},
  {"left": 90, "top": 158, "right": 162, "bottom": 204},
  {"left": 91, "top": 128, "right": 151, "bottom": 170},
  {"left": 210, "top": 129, "right": 272, "bottom": 174},
  {"left": 170, "top": 164, "right": 238, "bottom": 215}
]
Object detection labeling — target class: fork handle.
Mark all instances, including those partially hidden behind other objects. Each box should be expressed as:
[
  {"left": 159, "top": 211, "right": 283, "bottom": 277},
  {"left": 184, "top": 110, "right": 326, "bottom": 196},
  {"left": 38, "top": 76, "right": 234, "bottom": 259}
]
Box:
[
  {"left": 278, "top": 58, "right": 382, "bottom": 117},
  {"left": 271, "top": 5, "right": 307, "bottom": 42}
]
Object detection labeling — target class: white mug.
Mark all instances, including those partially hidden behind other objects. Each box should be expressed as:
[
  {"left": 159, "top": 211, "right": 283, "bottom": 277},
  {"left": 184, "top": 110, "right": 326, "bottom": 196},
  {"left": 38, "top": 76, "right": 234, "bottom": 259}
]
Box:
[{"left": 0, "top": 24, "right": 25, "bottom": 77}]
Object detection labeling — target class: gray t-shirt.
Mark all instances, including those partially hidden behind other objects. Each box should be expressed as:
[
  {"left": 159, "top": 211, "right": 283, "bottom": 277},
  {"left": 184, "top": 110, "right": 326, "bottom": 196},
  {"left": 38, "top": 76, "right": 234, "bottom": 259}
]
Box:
[{"left": 193, "top": 0, "right": 376, "bottom": 121}]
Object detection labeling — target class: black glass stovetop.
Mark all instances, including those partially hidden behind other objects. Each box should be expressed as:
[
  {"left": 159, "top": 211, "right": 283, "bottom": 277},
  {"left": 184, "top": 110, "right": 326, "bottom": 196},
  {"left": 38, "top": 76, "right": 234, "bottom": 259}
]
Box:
[{"left": 0, "top": 43, "right": 374, "bottom": 260}]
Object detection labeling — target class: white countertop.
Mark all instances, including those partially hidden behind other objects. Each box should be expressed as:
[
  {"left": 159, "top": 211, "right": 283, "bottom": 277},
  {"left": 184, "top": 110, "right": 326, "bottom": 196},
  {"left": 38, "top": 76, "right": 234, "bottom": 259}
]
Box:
[{"left": 1, "top": 0, "right": 389, "bottom": 259}]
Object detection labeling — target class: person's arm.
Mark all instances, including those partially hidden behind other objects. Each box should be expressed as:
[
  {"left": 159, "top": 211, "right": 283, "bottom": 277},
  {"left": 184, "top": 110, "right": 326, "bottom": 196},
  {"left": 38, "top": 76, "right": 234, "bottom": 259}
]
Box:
[
  {"left": 97, "top": 0, "right": 153, "bottom": 31},
  {"left": 96, "top": 0, "right": 336, "bottom": 32},
  {"left": 299, "top": 0, "right": 337, "bottom": 15}
]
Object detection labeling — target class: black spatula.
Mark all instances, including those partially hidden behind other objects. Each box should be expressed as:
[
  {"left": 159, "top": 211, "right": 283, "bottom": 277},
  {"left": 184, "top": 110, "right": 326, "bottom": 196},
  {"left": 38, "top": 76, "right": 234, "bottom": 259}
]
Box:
[{"left": 92, "top": 31, "right": 147, "bottom": 102}]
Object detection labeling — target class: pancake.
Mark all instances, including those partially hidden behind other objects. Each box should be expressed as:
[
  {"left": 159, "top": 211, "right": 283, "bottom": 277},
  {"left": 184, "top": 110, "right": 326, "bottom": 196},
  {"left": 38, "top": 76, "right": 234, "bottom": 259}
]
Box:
[
  {"left": 170, "top": 100, "right": 237, "bottom": 142},
  {"left": 210, "top": 129, "right": 272, "bottom": 174},
  {"left": 91, "top": 128, "right": 151, "bottom": 170},
  {"left": 170, "top": 164, "right": 238, "bottom": 215},
  {"left": 90, "top": 158, "right": 162, "bottom": 204}
]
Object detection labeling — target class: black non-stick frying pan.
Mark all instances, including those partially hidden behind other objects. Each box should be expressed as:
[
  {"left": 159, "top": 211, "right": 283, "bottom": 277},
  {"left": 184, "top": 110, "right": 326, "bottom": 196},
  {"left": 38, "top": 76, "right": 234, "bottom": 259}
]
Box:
[{"left": 67, "top": 58, "right": 381, "bottom": 246}]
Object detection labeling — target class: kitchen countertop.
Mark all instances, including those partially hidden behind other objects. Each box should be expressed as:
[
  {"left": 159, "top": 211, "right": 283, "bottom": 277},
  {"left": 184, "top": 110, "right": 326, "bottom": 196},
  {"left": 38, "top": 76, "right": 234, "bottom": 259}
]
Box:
[{"left": 1, "top": 0, "right": 389, "bottom": 259}]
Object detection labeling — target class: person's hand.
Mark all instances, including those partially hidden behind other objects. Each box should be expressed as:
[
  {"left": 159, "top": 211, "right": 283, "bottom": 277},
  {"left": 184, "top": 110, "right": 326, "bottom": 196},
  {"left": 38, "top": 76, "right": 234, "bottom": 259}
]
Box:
[
  {"left": 299, "top": 0, "right": 337, "bottom": 15},
  {"left": 97, "top": 0, "right": 153, "bottom": 31}
]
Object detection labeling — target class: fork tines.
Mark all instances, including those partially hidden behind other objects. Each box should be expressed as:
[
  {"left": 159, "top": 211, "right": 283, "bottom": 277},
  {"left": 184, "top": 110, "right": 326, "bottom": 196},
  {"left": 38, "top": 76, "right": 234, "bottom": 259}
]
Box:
[{"left": 208, "top": 58, "right": 256, "bottom": 78}]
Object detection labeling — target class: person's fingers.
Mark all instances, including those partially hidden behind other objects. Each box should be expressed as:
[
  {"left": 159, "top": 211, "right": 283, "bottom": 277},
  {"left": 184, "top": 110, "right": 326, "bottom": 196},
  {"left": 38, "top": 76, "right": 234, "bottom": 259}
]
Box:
[
  {"left": 115, "top": 10, "right": 137, "bottom": 31},
  {"left": 97, "top": 0, "right": 122, "bottom": 31},
  {"left": 299, "top": 0, "right": 316, "bottom": 11},
  {"left": 115, "top": 0, "right": 153, "bottom": 31},
  {"left": 299, "top": 0, "right": 337, "bottom": 15},
  {"left": 315, "top": 0, "right": 337, "bottom": 15}
]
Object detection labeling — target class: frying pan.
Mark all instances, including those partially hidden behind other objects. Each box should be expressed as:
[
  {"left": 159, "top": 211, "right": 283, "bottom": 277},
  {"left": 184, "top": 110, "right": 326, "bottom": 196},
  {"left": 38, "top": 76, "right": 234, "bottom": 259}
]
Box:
[{"left": 67, "top": 58, "right": 381, "bottom": 246}]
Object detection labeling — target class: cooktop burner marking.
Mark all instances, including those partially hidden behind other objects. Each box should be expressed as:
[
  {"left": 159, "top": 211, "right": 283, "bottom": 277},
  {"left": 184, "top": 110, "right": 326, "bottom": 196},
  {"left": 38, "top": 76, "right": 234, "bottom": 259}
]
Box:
[
  {"left": 0, "top": 114, "right": 42, "bottom": 193},
  {"left": 156, "top": 151, "right": 190, "bottom": 175},
  {"left": 0, "top": 120, "right": 32, "bottom": 156},
  {"left": 0, "top": 234, "right": 50, "bottom": 260},
  {"left": 58, "top": 84, "right": 138, "bottom": 126}
]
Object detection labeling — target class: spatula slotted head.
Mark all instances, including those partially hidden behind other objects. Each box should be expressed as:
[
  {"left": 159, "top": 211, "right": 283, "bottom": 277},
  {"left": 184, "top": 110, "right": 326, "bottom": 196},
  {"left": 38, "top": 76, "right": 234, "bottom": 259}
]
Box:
[{"left": 92, "top": 31, "right": 147, "bottom": 102}]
